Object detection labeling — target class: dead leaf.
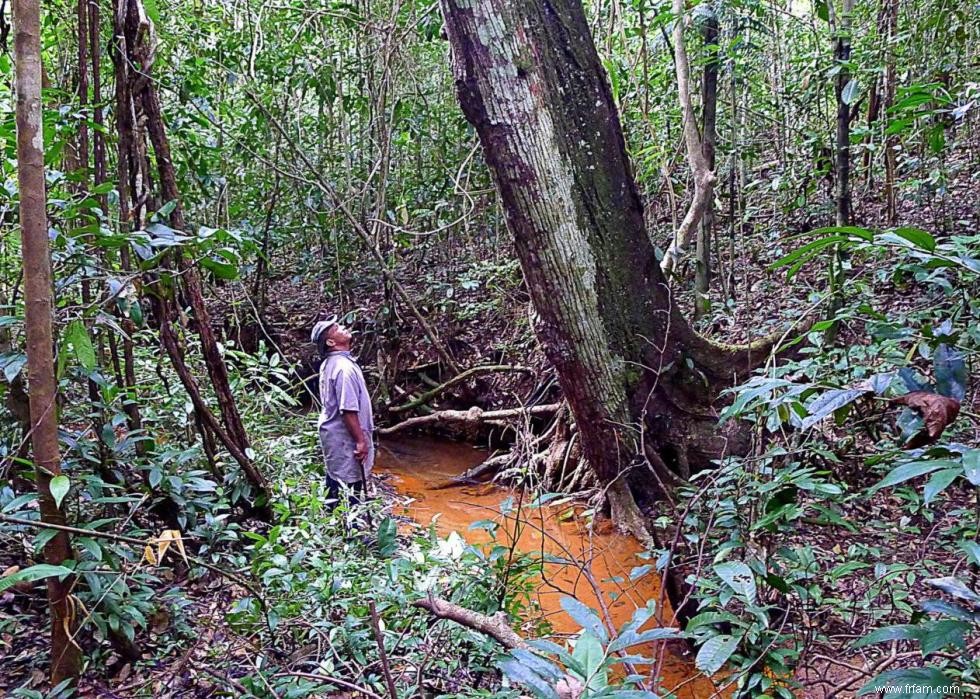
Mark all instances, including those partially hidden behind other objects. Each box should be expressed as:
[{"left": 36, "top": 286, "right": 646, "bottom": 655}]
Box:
[
  {"left": 557, "top": 676, "right": 585, "bottom": 699},
  {"left": 893, "top": 391, "right": 961, "bottom": 447},
  {"left": 150, "top": 608, "right": 170, "bottom": 635}
]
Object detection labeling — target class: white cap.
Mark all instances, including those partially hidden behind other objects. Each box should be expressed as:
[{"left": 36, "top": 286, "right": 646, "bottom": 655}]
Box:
[{"left": 311, "top": 315, "right": 338, "bottom": 343}]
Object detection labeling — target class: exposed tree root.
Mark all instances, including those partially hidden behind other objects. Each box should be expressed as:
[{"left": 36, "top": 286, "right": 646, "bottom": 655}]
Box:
[{"left": 378, "top": 404, "right": 560, "bottom": 436}]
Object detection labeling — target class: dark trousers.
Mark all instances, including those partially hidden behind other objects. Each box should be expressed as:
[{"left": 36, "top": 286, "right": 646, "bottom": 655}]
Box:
[{"left": 326, "top": 474, "right": 364, "bottom": 508}]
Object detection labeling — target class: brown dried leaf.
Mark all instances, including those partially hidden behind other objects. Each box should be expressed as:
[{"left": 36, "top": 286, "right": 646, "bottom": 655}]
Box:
[{"left": 893, "top": 391, "right": 961, "bottom": 447}]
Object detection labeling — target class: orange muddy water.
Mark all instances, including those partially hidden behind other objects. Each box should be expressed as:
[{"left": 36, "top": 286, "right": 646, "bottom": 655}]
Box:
[{"left": 376, "top": 437, "right": 719, "bottom": 698}]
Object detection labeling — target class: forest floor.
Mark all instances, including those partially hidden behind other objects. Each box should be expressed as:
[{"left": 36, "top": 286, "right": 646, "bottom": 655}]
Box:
[
  {"left": 204, "top": 162, "right": 980, "bottom": 696},
  {"left": 3, "top": 164, "right": 978, "bottom": 696}
]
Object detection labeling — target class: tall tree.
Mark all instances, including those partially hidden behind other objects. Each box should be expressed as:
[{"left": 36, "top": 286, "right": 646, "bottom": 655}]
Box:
[
  {"left": 114, "top": 0, "right": 270, "bottom": 503},
  {"left": 12, "top": 0, "right": 82, "bottom": 683},
  {"left": 660, "top": 0, "right": 718, "bottom": 277},
  {"left": 694, "top": 7, "right": 720, "bottom": 318},
  {"left": 831, "top": 0, "right": 856, "bottom": 227},
  {"left": 439, "top": 0, "right": 768, "bottom": 536}
]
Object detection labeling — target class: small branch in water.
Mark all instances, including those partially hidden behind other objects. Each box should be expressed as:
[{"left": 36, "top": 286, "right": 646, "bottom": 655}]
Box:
[
  {"left": 389, "top": 364, "right": 532, "bottom": 414},
  {"left": 379, "top": 404, "right": 561, "bottom": 435}
]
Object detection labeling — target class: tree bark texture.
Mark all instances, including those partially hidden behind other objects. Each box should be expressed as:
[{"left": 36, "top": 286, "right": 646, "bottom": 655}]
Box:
[
  {"left": 660, "top": 0, "right": 718, "bottom": 277},
  {"left": 440, "top": 0, "right": 767, "bottom": 525},
  {"left": 694, "top": 10, "right": 719, "bottom": 319},
  {"left": 13, "top": 0, "right": 83, "bottom": 683},
  {"left": 833, "top": 0, "right": 854, "bottom": 228}
]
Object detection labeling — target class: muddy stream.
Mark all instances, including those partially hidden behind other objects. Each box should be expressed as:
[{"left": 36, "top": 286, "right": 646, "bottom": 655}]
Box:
[{"left": 377, "top": 437, "right": 718, "bottom": 698}]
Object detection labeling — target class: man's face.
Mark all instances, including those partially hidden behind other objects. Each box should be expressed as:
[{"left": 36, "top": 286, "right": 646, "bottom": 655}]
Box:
[{"left": 325, "top": 323, "right": 353, "bottom": 348}]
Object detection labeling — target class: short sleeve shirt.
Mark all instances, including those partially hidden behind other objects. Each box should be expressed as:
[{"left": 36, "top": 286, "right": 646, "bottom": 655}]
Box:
[{"left": 317, "top": 352, "right": 375, "bottom": 482}]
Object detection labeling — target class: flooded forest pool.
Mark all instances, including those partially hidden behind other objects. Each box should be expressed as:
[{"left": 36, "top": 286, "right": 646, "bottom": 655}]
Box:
[{"left": 376, "top": 437, "right": 719, "bottom": 698}]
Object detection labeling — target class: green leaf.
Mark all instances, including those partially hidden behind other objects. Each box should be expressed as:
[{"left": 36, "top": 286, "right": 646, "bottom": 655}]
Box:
[
  {"left": 569, "top": 632, "right": 607, "bottom": 690},
  {"left": 959, "top": 540, "right": 980, "bottom": 567},
  {"left": 560, "top": 596, "right": 608, "bottom": 643},
  {"left": 200, "top": 257, "right": 239, "bottom": 280},
  {"left": 770, "top": 235, "right": 848, "bottom": 275},
  {"left": 961, "top": 450, "right": 980, "bottom": 487},
  {"left": 498, "top": 659, "right": 557, "bottom": 699},
  {"left": 933, "top": 345, "right": 966, "bottom": 401},
  {"left": 926, "top": 576, "right": 980, "bottom": 608},
  {"left": 841, "top": 79, "right": 860, "bottom": 105},
  {"left": 919, "top": 619, "right": 969, "bottom": 655},
  {"left": 2, "top": 492, "right": 38, "bottom": 513},
  {"left": 714, "top": 561, "right": 757, "bottom": 603},
  {"left": 858, "top": 667, "right": 954, "bottom": 696},
  {"left": 64, "top": 320, "right": 96, "bottom": 372},
  {"left": 802, "top": 388, "right": 867, "bottom": 429},
  {"left": 695, "top": 634, "right": 738, "bottom": 674},
  {"left": 923, "top": 468, "right": 960, "bottom": 505},
  {"left": 49, "top": 475, "right": 70, "bottom": 509},
  {"left": 156, "top": 199, "right": 177, "bottom": 219},
  {"left": 854, "top": 624, "right": 922, "bottom": 648},
  {"left": 148, "top": 468, "right": 163, "bottom": 489},
  {"left": 871, "top": 460, "right": 957, "bottom": 492},
  {"left": 892, "top": 226, "right": 936, "bottom": 252},
  {"left": 0, "top": 563, "right": 74, "bottom": 593},
  {"left": 376, "top": 517, "right": 398, "bottom": 558},
  {"left": 1, "top": 352, "right": 28, "bottom": 382},
  {"left": 508, "top": 649, "right": 564, "bottom": 682}
]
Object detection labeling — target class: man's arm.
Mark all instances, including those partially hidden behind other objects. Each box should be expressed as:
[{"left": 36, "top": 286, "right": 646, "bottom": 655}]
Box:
[{"left": 342, "top": 410, "right": 368, "bottom": 463}]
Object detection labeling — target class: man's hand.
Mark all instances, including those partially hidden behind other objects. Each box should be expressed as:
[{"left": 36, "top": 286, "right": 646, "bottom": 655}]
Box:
[{"left": 354, "top": 440, "right": 368, "bottom": 463}]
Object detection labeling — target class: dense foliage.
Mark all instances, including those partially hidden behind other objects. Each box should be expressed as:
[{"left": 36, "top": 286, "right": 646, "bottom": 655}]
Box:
[{"left": 0, "top": 0, "right": 978, "bottom": 697}]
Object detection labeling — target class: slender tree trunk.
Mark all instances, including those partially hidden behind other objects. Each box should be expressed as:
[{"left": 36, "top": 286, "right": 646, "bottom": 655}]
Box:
[
  {"left": 13, "top": 0, "right": 82, "bottom": 683},
  {"left": 827, "top": 0, "right": 855, "bottom": 342},
  {"left": 120, "top": 0, "right": 269, "bottom": 500},
  {"left": 440, "top": 0, "right": 767, "bottom": 533},
  {"left": 833, "top": 0, "right": 854, "bottom": 228},
  {"left": 694, "top": 10, "right": 719, "bottom": 319},
  {"left": 882, "top": 0, "right": 898, "bottom": 224},
  {"left": 660, "top": 0, "right": 717, "bottom": 277},
  {"left": 109, "top": 0, "right": 146, "bottom": 453}
]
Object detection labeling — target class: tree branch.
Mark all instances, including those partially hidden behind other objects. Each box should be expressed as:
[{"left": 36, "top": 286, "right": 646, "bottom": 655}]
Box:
[
  {"left": 378, "top": 404, "right": 560, "bottom": 435},
  {"left": 389, "top": 364, "right": 532, "bottom": 413}
]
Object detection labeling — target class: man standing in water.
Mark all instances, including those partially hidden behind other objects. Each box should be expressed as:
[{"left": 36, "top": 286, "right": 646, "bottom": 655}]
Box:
[{"left": 311, "top": 314, "right": 375, "bottom": 505}]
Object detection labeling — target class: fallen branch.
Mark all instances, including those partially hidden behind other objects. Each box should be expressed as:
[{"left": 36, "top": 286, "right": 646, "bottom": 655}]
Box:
[
  {"left": 378, "top": 403, "right": 561, "bottom": 435},
  {"left": 412, "top": 595, "right": 527, "bottom": 649},
  {"left": 430, "top": 453, "right": 510, "bottom": 489},
  {"left": 390, "top": 364, "right": 532, "bottom": 413},
  {"left": 412, "top": 595, "right": 585, "bottom": 699}
]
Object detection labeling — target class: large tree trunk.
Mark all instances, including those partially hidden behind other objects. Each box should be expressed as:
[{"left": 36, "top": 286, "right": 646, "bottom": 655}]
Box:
[
  {"left": 440, "top": 0, "right": 766, "bottom": 533},
  {"left": 13, "top": 0, "right": 83, "bottom": 684}
]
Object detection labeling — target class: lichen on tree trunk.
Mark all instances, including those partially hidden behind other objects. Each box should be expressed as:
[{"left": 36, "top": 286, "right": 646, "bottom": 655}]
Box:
[{"left": 440, "top": 0, "right": 770, "bottom": 534}]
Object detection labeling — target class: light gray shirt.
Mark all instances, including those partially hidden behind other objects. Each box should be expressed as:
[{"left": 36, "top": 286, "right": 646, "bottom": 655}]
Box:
[{"left": 317, "top": 351, "right": 375, "bottom": 483}]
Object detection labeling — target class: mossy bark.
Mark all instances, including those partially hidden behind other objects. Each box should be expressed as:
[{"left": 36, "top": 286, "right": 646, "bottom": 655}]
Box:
[{"left": 441, "top": 0, "right": 768, "bottom": 530}]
